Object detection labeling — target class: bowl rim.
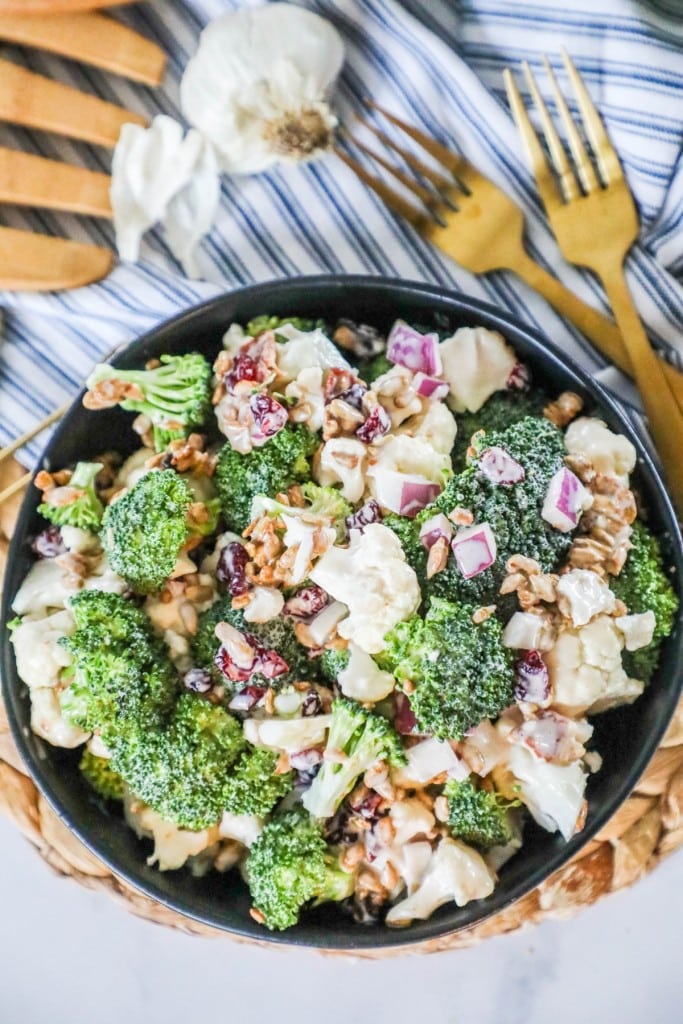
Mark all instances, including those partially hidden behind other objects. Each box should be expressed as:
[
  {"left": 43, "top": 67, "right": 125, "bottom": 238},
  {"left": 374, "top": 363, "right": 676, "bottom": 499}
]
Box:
[{"left": 2, "top": 273, "right": 682, "bottom": 950}]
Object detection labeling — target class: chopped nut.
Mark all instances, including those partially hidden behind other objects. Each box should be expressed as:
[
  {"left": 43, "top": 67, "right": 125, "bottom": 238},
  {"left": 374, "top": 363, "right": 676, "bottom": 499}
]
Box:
[
  {"left": 375, "top": 816, "right": 396, "bottom": 845},
  {"left": 472, "top": 604, "right": 496, "bottom": 624},
  {"left": 231, "top": 593, "right": 251, "bottom": 610},
  {"left": 274, "top": 751, "right": 290, "bottom": 775},
  {"left": 249, "top": 907, "right": 266, "bottom": 925},
  {"left": 340, "top": 843, "right": 365, "bottom": 870},
  {"left": 356, "top": 868, "right": 387, "bottom": 897},
  {"left": 83, "top": 378, "right": 144, "bottom": 409},
  {"left": 427, "top": 536, "right": 449, "bottom": 579},
  {"left": 506, "top": 554, "right": 541, "bottom": 575},
  {"left": 381, "top": 861, "right": 400, "bottom": 891},
  {"left": 363, "top": 762, "right": 394, "bottom": 801},
  {"left": 528, "top": 573, "right": 558, "bottom": 603},
  {"left": 178, "top": 603, "right": 198, "bottom": 636},
  {"left": 264, "top": 689, "right": 276, "bottom": 716},
  {"left": 543, "top": 391, "right": 583, "bottom": 428},
  {"left": 448, "top": 507, "right": 474, "bottom": 526},
  {"left": 214, "top": 621, "right": 254, "bottom": 668},
  {"left": 323, "top": 397, "right": 365, "bottom": 440}
]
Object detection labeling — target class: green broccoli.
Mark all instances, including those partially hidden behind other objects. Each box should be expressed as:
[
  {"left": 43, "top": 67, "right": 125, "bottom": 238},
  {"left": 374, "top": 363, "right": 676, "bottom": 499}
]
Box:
[
  {"left": 610, "top": 520, "right": 679, "bottom": 682},
  {"left": 444, "top": 778, "right": 518, "bottom": 849},
  {"left": 302, "top": 698, "right": 405, "bottom": 820},
  {"left": 223, "top": 747, "right": 294, "bottom": 817},
  {"left": 251, "top": 481, "right": 351, "bottom": 538},
  {"left": 246, "top": 314, "right": 326, "bottom": 339},
  {"left": 246, "top": 806, "right": 354, "bottom": 930},
  {"left": 79, "top": 749, "right": 125, "bottom": 802},
  {"left": 60, "top": 590, "right": 177, "bottom": 744},
  {"left": 111, "top": 693, "right": 246, "bottom": 831},
  {"left": 319, "top": 648, "right": 350, "bottom": 685},
  {"left": 101, "top": 470, "right": 195, "bottom": 594},
  {"left": 378, "top": 597, "right": 515, "bottom": 740},
  {"left": 359, "top": 351, "right": 392, "bottom": 384},
  {"left": 194, "top": 598, "right": 316, "bottom": 691},
  {"left": 38, "top": 461, "right": 104, "bottom": 531},
  {"left": 85, "top": 353, "right": 211, "bottom": 452},
  {"left": 451, "top": 390, "right": 547, "bottom": 472},
  {"left": 215, "top": 424, "right": 320, "bottom": 533}
]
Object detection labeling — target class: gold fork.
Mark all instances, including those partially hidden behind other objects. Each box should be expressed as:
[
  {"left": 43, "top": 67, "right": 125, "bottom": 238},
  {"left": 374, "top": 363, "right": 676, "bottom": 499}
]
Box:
[
  {"left": 338, "top": 102, "right": 683, "bottom": 409},
  {"left": 504, "top": 53, "right": 683, "bottom": 514}
]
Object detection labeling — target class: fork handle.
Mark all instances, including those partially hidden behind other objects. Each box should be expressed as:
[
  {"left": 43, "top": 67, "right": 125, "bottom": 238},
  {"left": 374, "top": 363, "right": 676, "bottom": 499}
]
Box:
[
  {"left": 601, "top": 265, "right": 683, "bottom": 517},
  {"left": 512, "top": 252, "right": 683, "bottom": 408}
]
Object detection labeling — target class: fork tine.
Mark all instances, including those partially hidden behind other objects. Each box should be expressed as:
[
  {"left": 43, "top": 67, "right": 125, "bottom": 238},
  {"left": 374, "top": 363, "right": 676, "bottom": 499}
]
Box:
[
  {"left": 503, "top": 68, "right": 565, "bottom": 210},
  {"left": 0, "top": 401, "right": 70, "bottom": 465},
  {"left": 362, "top": 99, "right": 469, "bottom": 179},
  {"left": 516, "top": 63, "right": 580, "bottom": 202},
  {"left": 350, "top": 137, "right": 446, "bottom": 218},
  {"left": 560, "top": 49, "right": 622, "bottom": 185},
  {"left": 358, "top": 119, "right": 459, "bottom": 199},
  {"left": 335, "top": 148, "right": 429, "bottom": 229},
  {"left": 542, "top": 56, "right": 600, "bottom": 194}
]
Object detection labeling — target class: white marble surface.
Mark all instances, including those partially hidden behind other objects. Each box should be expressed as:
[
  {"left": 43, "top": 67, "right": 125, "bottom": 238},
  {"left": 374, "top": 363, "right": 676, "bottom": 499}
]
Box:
[{"left": 1, "top": 814, "right": 681, "bottom": 1024}]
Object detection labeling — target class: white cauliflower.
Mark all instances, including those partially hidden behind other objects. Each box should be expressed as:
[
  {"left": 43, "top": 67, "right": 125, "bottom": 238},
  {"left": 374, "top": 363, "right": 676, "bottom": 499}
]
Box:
[
  {"left": 276, "top": 325, "right": 351, "bottom": 380},
  {"left": 314, "top": 437, "right": 367, "bottom": 503},
  {"left": 564, "top": 417, "right": 636, "bottom": 483},
  {"left": 285, "top": 366, "right": 326, "bottom": 432},
  {"left": 370, "top": 365, "right": 423, "bottom": 427},
  {"left": 367, "top": 433, "right": 451, "bottom": 486},
  {"left": 243, "top": 715, "right": 333, "bottom": 753},
  {"left": 30, "top": 687, "right": 89, "bottom": 749},
  {"left": 504, "top": 743, "right": 587, "bottom": 841},
  {"left": 124, "top": 796, "right": 219, "bottom": 871},
  {"left": 337, "top": 643, "right": 395, "bottom": 702},
  {"left": 399, "top": 400, "right": 457, "bottom": 455},
  {"left": 439, "top": 327, "right": 517, "bottom": 413},
  {"left": 11, "top": 609, "right": 74, "bottom": 689},
  {"left": 386, "top": 837, "right": 496, "bottom": 925}
]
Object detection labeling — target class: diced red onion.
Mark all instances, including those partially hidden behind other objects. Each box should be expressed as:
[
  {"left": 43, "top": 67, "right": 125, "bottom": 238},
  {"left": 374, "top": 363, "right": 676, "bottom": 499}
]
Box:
[
  {"left": 250, "top": 393, "right": 288, "bottom": 444},
  {"left": 413, "top": 372, "right": 449, "bottom": 401},
  {"left": 346, "top": 498, "right": 383, "bottom": 533},
  {"left": 478, "top": 446, "right": 525, "bottom": 486},
  {"left": 289, "top": 748, "right": 323, "bottom": 771},
  {"left": 515, "top": 650, "right": 550, "bottom": 705},
  {"left": 356, "top": 404, "right": 391, "bottom": 444},
  {"left": 228, "top": 685, "right": 267, "bottom": 712},
  {"left": 419, "top": 512, "right": 453, "bottom": 550},
  {"left": 372, "top": 467, "right": 441, "bottom": 517},
  {"left": 386, "top": 320, "right": 442, "bottom": 375},
  {"left": 451, "top": 522, "right": 497, "bottom": 578},
  {"left": 541, "top": 467, "right": 590, "bottom": 533},
  {"left": 283, "top": 584, "right": 329, "bottom": 619},
  {"left": 506, "top": 361, "right": 531, "bottom": 391},
  {"left": 394, "top": 692, "right": 418, "bottom": 734}
]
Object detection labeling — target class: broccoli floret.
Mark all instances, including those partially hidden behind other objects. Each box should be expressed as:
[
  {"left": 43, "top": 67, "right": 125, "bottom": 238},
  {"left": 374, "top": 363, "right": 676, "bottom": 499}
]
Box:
[
  {"left": 246, "top": 807, "right": 354, "bottom": 930},
  {"left": 194, "top": 598, "right": 316, "bottom": 691},
  {"left": 86, "top": 353, "right": 211, "bottom": 452},
  {"left": 319, "top": 648, "right": 350, "bottom": 685},
  {"left": 611, "top": 520, "right": 679, "bottom": 682},
  {"left": 101, "top": 470, "right": 194, "bottom": 594},
  {"left": 444, "top": 778, "right": 517, "bottom": 849},
  {"left": 112, "top": 693, "right": 246, "bottom": 830},
  {"left": 188, "top": 497, "right": 222, "bottom": 541},
  {"left": 215, "top": 424, "right": 319, "bottom": 533},
  {"left": 223, "top": 747, "right": 294, "bottom": 817},
  {"left": 79, "top": 749, "right": 125, "bottom": 802},
  {"left": 451, "top": 390, "right": 547, "bottom": 472},
  {"left": 38, "top": 461, "right": 104, "bottom": 531},
  {"left": 360, "top": 352, "right": 392, "bottom": 384},
  {"left": 302, "top": 698, "right": 405, "bottom": 819},
  {"left": 378, "top": 597, "right": 515, "bottom": 740},
  {"left": 252, "top": 481, "right": 351, "bottom": 538},
  {"left": 60, "top": 591, "right": 177, "bottom": 743},
  {"left": 246, "top": 314, "right": 326, "bottom": 338}
]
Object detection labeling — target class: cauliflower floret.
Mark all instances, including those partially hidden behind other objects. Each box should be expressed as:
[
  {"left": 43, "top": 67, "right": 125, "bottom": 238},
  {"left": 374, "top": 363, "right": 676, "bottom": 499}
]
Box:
[
  {"left": 218, "top": 810, "right": 263, "bottom": 848},
  {"left": 547, "top": 614, "right": 644, "bottom": 715},
  {"left": 285, "top": 366, "right": 325, "bottom": 432},
  {"left": 439, "top": 327, "right": 517, "bottom": 413},
  {"left": 243, "top": 715, "right": 333, "bottom": 753},
  {"left": 368, "top": 434, "right": 451, "bottom": 486},
  {"left": 370, "top": 365, "right": 423, "bottom": 427},
  {"left": 276, "top": 325, "right": 351, "bottom": 380},
  {"left": 337, "top": 643, "right": 395, "bottom": 702},
  {"left": 564, "top": 417, "right": 636, "bottom": 484},
  {"left": 399, "top": 400, "right": 457, "bottom": 455},
  {"left": 504, "top": 743, "right": 587, "bottom": 841},
  {"left": 309, "top": 524, "right": 421, "bottom": 654},
  {"left": 502, "top": 611, "right": 554, "bottom": 651},
  {"left": 30, "top": 687, "right": 89, "bottom": 749},
  {"left": 11, "top": 609, "right": 74, "bottom": 689},
  {"left": 222, "top": 322, "right": 249, "bottom": 356},
  {"left": 392, "top": 737, "right": 467, "bottom": 786},
  {"left": 556, "top": 569, "right": 617, "bottom": 627},
  {"left": 124, "top": 796, "right": 218, "bottom": 870},
  {"left": 243, "top": 586, "right": 285, "bottom": 624},
  {"left": 386, "top": 837, "right": 496, "bottom": 925},
  {"left": 60, "top": 526, "right": 101, "bottom": 554},
  {"left": 615, "top": 611, "right": 656, "bottom": 651},
  {"left": 314, "top": 438, "right": 367, "bottom": 503},
  {"left": 12, "top": 558, "right": 77, "bottom": 616}
]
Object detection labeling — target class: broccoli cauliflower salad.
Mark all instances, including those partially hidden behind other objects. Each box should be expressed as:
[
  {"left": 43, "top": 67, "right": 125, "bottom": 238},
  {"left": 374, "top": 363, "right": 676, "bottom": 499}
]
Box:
[{"left": 8, "top": 314, "right": 678, "bottom": 931}]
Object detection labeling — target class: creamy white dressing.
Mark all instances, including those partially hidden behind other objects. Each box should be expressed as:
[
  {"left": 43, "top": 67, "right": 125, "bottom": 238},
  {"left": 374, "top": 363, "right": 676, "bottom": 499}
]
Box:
[
  {"left": 11, "top": 609, "right": 74, "bottom": 689},
  {"left": 337, "top": 643, "right": 395, "bottom": 702},
  {"left": 439, "top": 327, "right": 516, "bottom": 413},
  {"left": 556, "top": 569, "right": 617, "bottom": 627},
  {"left": 386, "top": 837, "right": 495, "bottom": 924},
  {"left": 564, "top": 417, "right": 636, "bottom": 483}
]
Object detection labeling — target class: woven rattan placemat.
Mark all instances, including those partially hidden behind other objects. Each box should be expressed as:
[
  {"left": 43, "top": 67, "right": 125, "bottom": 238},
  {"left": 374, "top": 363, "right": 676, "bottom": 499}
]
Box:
[{"left": 1, "top": 455, "right": 682, "bottom": 955}]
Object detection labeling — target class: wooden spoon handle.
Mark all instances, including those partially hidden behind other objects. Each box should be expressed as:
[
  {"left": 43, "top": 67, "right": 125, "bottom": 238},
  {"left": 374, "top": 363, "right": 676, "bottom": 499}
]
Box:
[
  {"left": 0, "top": 1, "right": 137, "bottom": 12},
  {"left": 0, "top": 13, "right": 165, "bottom": 85},
  {"left": 0, "top": 59, "right": 146, "bottom": 146},
  {"left": 0, "top": 226, "right": 113, "bottom": 291},
  {"left": 0, "top": 147, "right": 112, "bottom": 217}
]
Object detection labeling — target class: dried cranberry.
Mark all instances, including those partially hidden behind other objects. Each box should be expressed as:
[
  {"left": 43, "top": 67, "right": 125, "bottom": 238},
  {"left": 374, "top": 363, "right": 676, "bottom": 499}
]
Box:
[
  {"left": 228, "top": 685, "right": 266, "bottom": 712},
  {"left": 345, "top": 499, "right": 382, "bottom": 534},
  {"left": 515, "top": 650, "right": 550, "bottom": 704},
  {"left": 356, "top": 404, "right": 391, "bottom": 444},
  {"left": 250, "top": 392, "right": 288, "bottom": 441},
  {"left": 31, "top": 525, "right": 66, "bottom": 558},
  {"left": 301, "top": 689, "right": 323, "bottom": 717},
  {"left": 214, "top": 644, "right": 254, "bottom": 683},
  {"left": 394, "top": 692, "right": 417, "bottom": 734},
  {"left": 324, "top": 367, "right": 365, "bottom": 404},
  {"left": 283, "top": 585, "right": 328, "bottom": 619},
  {"left": 216, "top": 541, "right": 251, "bottom": 596},
  {"left": 507, "top": 361, "right": 531, "bottom": 391},
  {"left": 255, "top": 647, "right": 289, "bottom": 679},
  {"left": 225, "top": 350, "right": 260, "bottom": 389},
  {"left": 183, "top": 668, "right": 213, "bottom": 694}
]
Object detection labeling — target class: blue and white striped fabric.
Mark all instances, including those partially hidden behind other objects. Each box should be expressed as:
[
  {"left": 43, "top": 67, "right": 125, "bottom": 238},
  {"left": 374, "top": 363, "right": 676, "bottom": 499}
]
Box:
[{"left": 1, "top": 0, "right": 682, "bottom": 463}]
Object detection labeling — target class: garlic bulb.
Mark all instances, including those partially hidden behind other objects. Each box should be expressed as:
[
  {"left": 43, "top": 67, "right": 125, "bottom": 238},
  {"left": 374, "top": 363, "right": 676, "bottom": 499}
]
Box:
[{"left": 180, "top": 4, "right": 345, "bottom": 174}]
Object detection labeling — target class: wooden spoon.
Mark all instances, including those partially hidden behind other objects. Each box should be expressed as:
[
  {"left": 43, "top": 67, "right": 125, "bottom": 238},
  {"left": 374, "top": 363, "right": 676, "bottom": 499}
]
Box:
[
  {"left": 0, "top": 1, "right": 137, "bottom": 12},
  {"left": 0, "top": 226, "right": 113, "bottom": 291}
]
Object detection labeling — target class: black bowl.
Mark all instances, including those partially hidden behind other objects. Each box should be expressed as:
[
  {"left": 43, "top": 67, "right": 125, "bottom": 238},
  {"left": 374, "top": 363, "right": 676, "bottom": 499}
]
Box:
[{"left": 2, "top": 276, "right": 682, "bottom": 951}]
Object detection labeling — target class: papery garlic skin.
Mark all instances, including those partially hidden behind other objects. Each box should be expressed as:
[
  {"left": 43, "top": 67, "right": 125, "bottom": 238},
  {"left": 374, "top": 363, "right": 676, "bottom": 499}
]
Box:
[{"left": 180, "top": 4, "right": 345, "bottom": 174}]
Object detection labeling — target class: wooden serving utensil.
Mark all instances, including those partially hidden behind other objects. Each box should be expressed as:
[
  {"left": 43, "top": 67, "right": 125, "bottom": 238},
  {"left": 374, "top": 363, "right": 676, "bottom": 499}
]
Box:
[
  {"left": 0, "top": 226, "right": 113, "bottom": 291},
  {"left": 0, "top": 148, "right": 112, "bottom": 217},
  {"left": 0, "top": 12, "right": 166, "bottom": 85},
  {"left": 0, "top": 0, "right": 137, "bottom": 12}
]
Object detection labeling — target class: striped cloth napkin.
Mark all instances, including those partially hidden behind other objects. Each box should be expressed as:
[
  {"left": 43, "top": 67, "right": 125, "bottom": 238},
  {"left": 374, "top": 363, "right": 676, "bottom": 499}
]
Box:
[{"left": 1, "top": 0, "right": 682, "bottom": 463}]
